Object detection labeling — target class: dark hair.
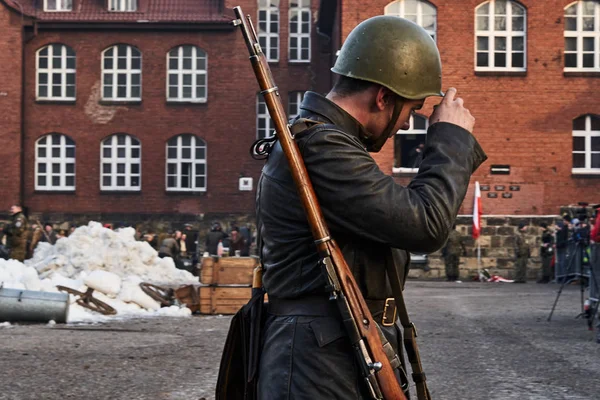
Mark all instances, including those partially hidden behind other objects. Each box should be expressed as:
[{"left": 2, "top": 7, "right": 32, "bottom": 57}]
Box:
[
  {"left": 44, "top": 223, "right": 53, "bottom": 229},
  {"left": 332, "top": 75, "right": 377, "bottom": 98},
  {"left": 540, "top": 222, "right": 547, "bottom": 229}
]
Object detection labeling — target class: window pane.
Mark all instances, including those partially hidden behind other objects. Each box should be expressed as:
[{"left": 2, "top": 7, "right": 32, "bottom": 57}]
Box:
[
  {"left": 477, "top": 52, "right": 489, "bottom": 67},
  {"left": 117, "top": 148, "right": 126, "bottom": 158},
  {"left": 117, "top": 177, "right": 125, "bottom": 186},
  {"left": 494, "top": 0, "right": 506, "bottom": 14},
  {"left": 573, "top": 153, "right": 585, "bottom": 168},
  {"left": 195, "top": 147, "right": 206, "bottom": 159},
  {"left": 103, "top": 176, "right": 111, "bottom": 186},
  {"left": 494, "top": 37, "right": 506, "bottom": 51},
  {"left": 167, "top": 163, "right": 176, "bottom": 174},
  {"left": 131, "top": 148, "right": 140, "bottom": 158},
  {"left": 592, "top": 154, "right": 600, "bottom": 169},
  {"left": 512, "top": 53, "right": 524, "bottom": 68},
  {"left": 52, "top": 163, "right": 60, "bottom": 173},
  {"left": 66, "top": 73, "right": 75, "bottom": 84},
  {"left": 168, "top": 147, "right": 177, "bottom": 158},
  {"left": 131, "top": 176, "right": 140, "bottom": 187},
  {"left": 52, "top": 56, "right": 62, "bottom": 69},
  {"left": 181, "top": 135, "right": 191, "bottom": 146},
  {"left": 66, "top": 176, "right": 74, "bottom": 187},
  {"left": 39, "top": 57, "right": 48, "bottom": 69},
  {"left": 573, "top": 116, "right": 587, "bottom": 130},
  {"left": 38, "top": 163, "right": 46, "bottom": 173},
  {"left": 477, "top": 3, "right": 489, "bottom": 15},
  {"left": 169, "top": 87, "right": 178, "bottom": 98},
  {"left": 583, "top": 17, "right": 595, "bottom": 31},
  {"left": 413, "top": 116, "right": 426, "bottom": 130},
  {"left": 167, "top": 176, "right": 176, "bottom": 188},
  {"left": 169, "top": 58, "right": 178, "bottom": 70},
  {"left": 195, "top": 176, "right": 205, "bottom": 188},
  {"left": 39, "top": 85, "right": 48, "bottom": 98},
  {"left": 573, "top": 136, "right": 585, "bottom": 151},
  {"left": 52, "top": 148, "right": 60, "bottom": 157},
  {"left": 477, "top": 37, "right": 488, "bottom": 51},
  {"left": 117, "top": 86, "right": 126, "bottom": 98},
  {"left": 52, "top": 176, "right": 60, "bottom": 186},
  {"left": 52, "top": 85, "right": 61, "bottom": 97},
  {"left": 183, "top": 58, "right": 192, "bottom": 69},
  {"left": 591, "top": 137, "right": 600, "bottom": 152},
  {"left": 583, "top": 54, "right": 594, "bottom": 68},
  {"left": 38, "top": 147, "right": 46, "bottom": 158},
  {"left": 103, "top": 163, "right": 111, "bottom": 173},
  {"left": 494, "top": 17, "right": 506, "bottom": 31},
  {"left": 591, "top": 117, "right": 600, "bottom": 131},
  {"left": 131, "top": 86, "right": 140, "bottom": 99},
  {"left": 66, "top": 147, "right": 75, "bottom": 158},
  {"left": 196, "top": 86, "right": 206, "bottom": 99},
  {"left": 512, "top": 16, "right": 524, "bottom": 31},
  {"left": 565, "top": 17, "right": 577, "bottom": 31},
  {"left": 66, "top": 163, "right": 74, "bottom": 174},
  {"left": 131, "top": 57, "right": 141, "bottom": 70},
  {"left": 494, "top": 53, "right": 506, "bottom": 67},
  {"left": 38, "top": 176, "right": 46, "bottom": 186},
  {"left": 584, "top": 38, "right": 595, "bottom": 52},
  {"left": 565, "top": 53, "right": 577, "bottom": 68},
  {"left": 131, "top": 163, "right": 140, "bottom": 174},
  {"left": 182, "top": 148, "right": 191, "bottom": 158},
  {"left": 196, "top": 163, "right": 206, "bottom": 175},
  {"left": 512, "top": 36, "right": 524, "bottom": 51},
  {"left": 66, "top": 56, "right": 75, "bottom": 69},
  {"left": 565, "top": 37, "right": 577, "bottom": 51},
  {"left": 117, "top": 57, "right": 127, "bottom": 70}
]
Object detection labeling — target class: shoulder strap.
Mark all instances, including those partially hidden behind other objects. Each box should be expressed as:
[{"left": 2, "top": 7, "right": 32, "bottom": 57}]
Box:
[{"left": 386, "top": 253, "right": 432, "bottom": 400}]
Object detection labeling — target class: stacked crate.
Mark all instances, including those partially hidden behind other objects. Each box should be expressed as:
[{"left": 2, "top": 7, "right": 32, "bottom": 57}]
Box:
[{"left": 198, "top": 256, "right": 258, "bottom": 315}]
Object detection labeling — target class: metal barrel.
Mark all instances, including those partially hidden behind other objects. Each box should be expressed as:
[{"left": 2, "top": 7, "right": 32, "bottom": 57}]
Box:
[{"left": 0, "top": 288, "right": 70, "bottom": 323}]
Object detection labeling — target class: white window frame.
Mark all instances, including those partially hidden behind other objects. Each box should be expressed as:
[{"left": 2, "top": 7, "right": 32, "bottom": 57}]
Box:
[
  {"left": 167, "top": 45, "right": 208, "bottom": 103},
  {"left": 44, "top": 0, "right": 72, "bottom": 12},
  {"left": 166, "top": 135, "right": 207, "bottom": 192},
  {"left": 475, "top": 0, "right": 527, "bottom": 72},
  {"left": 258, "top": 0, "right": 280, "bottom": 62},
  {"left": 572, "top": 115, "right": 600, "bottom": 174},
  {"left": 288, "top": 91, "right": 304, "bottom": 119},
  {"left": 289, "top": 0, "right": 311, "bottom": 62},
  {"left": 257, "top": 95, "right": 275, "bottom": 139},
  {"left": 102, "top": 45, "right": 142, "bottom": 101},
  {"left": 564, "top": 1, "right": 600, "bottom": 72},
  {"left": 101, "top": 134, "right": 142, "bottom": 191},
  {"left": 108, "top": 0, "right": 137, "bottom": 12},
  {"left": 36, "top": 44, "right": 76, "bottom": 101},
  {"left": 35, "top": 134, "right": 76, "bottom": 191},
  {"left": 384, "top": 0, "right": 437, "bottom": 41},
  {"left": 392, "top": 114, "right": 428, "bottom": 174}
]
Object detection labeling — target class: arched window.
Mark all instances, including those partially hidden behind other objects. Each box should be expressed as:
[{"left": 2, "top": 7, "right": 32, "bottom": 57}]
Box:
[
  {"left": 393, "top": 114, "right": 428, "bottom": 173},
  {"left": 167, "top": 45, "right": 208, "bottom": 102},
  {"left": 289, "top": 0, "right": 311, "bottom": 62},
  {"left": 572, "top": 114, "right": 600, "bottom": 173},
  {"left": 101, "top": 134, "right": 141, "bottom": 191},
  {"left": 565, "top": 1, "right": 600, "bottom": 71},
  {"left": 35, "top": 134, "right": 75, "bottom": 191},
  {"left": 384, "top": 0, "right": 437, "bottom": 41},
  {"left": 258, "top": 0, "right": 280, "bottom": 61},
  {"left": 257, "top": 95, "right": 275, "bottom": 139},
  {"left": 475, "top": 1, "right": 526, "bottom": 71},
  {"left": 102, "top": 44, "right": 141, "bottom": 101},
  {"left": 36, "top": 44, "right": 76, "bottom": 101},
  {"left": 166, "top": 135, "right": 207, "bottom": 191}
]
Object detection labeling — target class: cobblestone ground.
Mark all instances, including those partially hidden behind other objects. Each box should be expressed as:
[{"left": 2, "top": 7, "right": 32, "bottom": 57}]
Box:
[{"left": 1, "top": 282, "right": 599, "bottom": 400}]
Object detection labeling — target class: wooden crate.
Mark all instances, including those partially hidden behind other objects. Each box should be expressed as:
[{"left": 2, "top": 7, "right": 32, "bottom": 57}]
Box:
[
  {"left": 199, "top": 256, "right": 258, "bottom": 285},
  {"left": 199, "top": 286, "right": 252, "bottom": 315}
]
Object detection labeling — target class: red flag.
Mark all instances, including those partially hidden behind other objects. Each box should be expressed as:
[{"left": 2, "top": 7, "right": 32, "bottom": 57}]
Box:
[{"left": 472, "top": 181, "right": 482, "bottom": 240}]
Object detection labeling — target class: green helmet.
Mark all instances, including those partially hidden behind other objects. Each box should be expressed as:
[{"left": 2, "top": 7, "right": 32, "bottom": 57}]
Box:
[{"left": 331, "top": 15, "right": 443, "bottom": 100}]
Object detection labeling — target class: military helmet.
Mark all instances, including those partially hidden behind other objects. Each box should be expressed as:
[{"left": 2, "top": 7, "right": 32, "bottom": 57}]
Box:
[{"left": 331, "top": 15, "right": 443, "bottom": 100}]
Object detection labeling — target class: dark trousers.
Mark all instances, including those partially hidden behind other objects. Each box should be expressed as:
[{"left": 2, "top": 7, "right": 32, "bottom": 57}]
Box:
[
  {"left": 445, "top": 254, "right": 460, "bottom": 281},
  {"left": 257, "top": 305, "right": 406, "bottom": 399}
]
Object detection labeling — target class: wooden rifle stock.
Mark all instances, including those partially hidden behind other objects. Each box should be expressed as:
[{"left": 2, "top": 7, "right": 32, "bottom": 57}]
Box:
[{"left": 232, "top": 7, "right": 406, "bottom": 400}]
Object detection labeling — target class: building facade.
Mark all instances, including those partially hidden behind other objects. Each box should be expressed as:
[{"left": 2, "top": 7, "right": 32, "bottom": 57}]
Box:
[
  {"left": 0, "top": 0, "right": 334, "bottom": 224},
  {"left": 0, "top": 0, "right": 598, "bottom": 227}
]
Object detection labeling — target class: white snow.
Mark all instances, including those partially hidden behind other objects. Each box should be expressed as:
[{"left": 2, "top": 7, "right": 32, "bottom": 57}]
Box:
[{"left": 0, "top": 222, "right": 198, "bottom": 324}]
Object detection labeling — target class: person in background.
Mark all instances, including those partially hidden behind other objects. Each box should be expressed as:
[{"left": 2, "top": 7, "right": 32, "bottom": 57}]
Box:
[
  {"left": 179, "top": 233, "right": 188, "bottom": 258},
  {"left": 514, "top": 221, "right": 530, "bottom": 283},
  {"left": 6, "top": 205, "right": 29, "bottom": 262},
  {"left": 40, "top": 223, "right": 58, "bottom": 245},
  {"left": 555, "top": 215, "right": 571, "bottom": 283},
  {"left": 229, "top": 227, "right": 249, "bottom": 257},
  {"left": 538, "top": 223, "right": 554, "bottom": 283},
  {"left": 28, "top": 224, "right": 44, "bottom": 259},
  {"left": 442, "top": 224, "right": 466, "bottom": 282},
  {"left": 158, "top": 231, "right": 182, "bottom": 268},
  {"left": 205, "top": 222, "right": 227, "bottom": 256}
]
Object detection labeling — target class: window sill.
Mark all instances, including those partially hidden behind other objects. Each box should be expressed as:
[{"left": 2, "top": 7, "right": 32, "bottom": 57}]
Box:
[
  {"left": 288, "top": 60, "right": 311, "bottom": 64},
  {"left": 474, "top": 70, "right": 527, "bottom": 77},
  {"left": 166, "top": 100, "right": 207, "bottom": 106},
  {"left": 563, "top": 71, "right": 600, "bottom": 77},
  {"left": 35, "top": 99, "right": 76, "bottom": 105},
  {"left": 571, "top": 171, "right": 600, "bottom": 178},
  {"left": 34, "top": 190, "right": 75, "bottom": 194},
  {"left": 99, "top": 100, "right": 142, "bottom": 106},
  {"left": 165, "top": 190, "right": 207, "bottom": 196},
  {"left": 100, "top": 190, "right": 142, "bottom": 195}
]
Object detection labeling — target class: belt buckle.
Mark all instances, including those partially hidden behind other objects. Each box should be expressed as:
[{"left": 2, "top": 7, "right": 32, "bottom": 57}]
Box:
[{"left": 381, "top": 297, "right": 396, "bottom": 327}]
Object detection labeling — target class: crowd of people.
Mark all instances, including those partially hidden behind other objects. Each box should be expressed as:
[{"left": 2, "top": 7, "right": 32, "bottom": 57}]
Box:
[{"left": 0, "top": 204, "right": 256, "bottom": 273}]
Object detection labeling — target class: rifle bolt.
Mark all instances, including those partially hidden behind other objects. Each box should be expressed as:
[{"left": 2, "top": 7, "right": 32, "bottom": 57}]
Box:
[{"left": 363, "top": 319, "right": 368, "bottom": 325}]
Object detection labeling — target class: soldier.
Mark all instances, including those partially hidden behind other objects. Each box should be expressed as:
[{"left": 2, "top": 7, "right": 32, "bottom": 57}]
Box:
[
  {"left": 254, "top": 16, "right": 486, "bottom": 399},
  {"left": 514, "top": 221, "right": 530, "bottom": 283},
  {"left": 538, "top": 222, "right": 554, "bottom": 283},
  {"left": 443, "top": 225, "right": 466, "bottom": 281},
  {"left": 6, "top": 205, "right": 29, "bottom": 262}
]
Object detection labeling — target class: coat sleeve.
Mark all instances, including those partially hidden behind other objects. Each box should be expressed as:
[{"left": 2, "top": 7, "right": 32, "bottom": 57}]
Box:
[{"left": 301, "top": 122, "right": 487, "bottom": 253}]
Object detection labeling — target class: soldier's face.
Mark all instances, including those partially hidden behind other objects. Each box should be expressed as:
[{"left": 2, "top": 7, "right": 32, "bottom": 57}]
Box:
[{"left": 10, "top": 206, "right": 19, "bottom": 215}]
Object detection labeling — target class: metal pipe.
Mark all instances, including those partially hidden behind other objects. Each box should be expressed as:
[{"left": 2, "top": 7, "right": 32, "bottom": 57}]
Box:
[{"left": 0, "top": 288, "right": 70, "bottom": 323}]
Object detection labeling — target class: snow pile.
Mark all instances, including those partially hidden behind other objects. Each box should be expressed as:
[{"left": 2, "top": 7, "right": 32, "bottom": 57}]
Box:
[{"left": 0, "top": 222, "right": 197, "bottom": 324}]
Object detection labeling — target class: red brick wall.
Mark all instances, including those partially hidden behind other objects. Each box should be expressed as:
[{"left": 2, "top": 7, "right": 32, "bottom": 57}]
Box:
[
  {"left": 0, "top": 5, "right": 23, "bottom": 211},
  {"left": 340, "top": 0, "right": 600, "bottom": 215},
  {"left": 17, "top": 0, "right": 323, "bottom": 216}
]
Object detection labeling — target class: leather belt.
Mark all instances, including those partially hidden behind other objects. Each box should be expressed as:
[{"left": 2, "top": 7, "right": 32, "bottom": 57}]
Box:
[
  {"left": 366, "top": 298, "right": 397, "bottom": 327},
  {"left": 268, "top": 294, "right": 339, "bottom": 317}
]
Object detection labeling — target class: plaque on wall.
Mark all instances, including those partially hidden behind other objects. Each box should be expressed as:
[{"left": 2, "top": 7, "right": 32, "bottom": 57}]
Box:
[
  {"left": 502, "top": 192, "right": 513, "bottom": 199},
  {"left": 509, "top": 185, "right": 520, "bottom": 191},
  {"left": 480, "top": 185, "right": 490, "bottom": 191},
  {"left": 487, "top": 192, "right": 498, "bottom": 198},
  {"left": 494, "top": 185, "right": 505, "bottom": 191}
]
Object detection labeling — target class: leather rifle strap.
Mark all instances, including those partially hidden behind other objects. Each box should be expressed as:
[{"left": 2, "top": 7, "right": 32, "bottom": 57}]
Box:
[{"left": 386, "top": 252, "right": 432, "bottom": 400}]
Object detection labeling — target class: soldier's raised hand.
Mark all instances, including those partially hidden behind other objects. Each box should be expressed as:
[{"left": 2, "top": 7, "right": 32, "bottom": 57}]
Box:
[{"left": 429, "top": 87, "right": 475, "bottom": 133}]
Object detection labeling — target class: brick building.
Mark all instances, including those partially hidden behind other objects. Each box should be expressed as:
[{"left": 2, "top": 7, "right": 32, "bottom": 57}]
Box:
[
  {"left": 0, "top": 0, "right": 334, "bottom": 225},
  {"left": 0, "top": 0, "right": 598, "bottom": 227}
]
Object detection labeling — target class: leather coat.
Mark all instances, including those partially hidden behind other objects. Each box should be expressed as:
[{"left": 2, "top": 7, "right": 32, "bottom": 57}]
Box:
[{"left": 257, "top": 91, "right": 487, "bottom": 301}]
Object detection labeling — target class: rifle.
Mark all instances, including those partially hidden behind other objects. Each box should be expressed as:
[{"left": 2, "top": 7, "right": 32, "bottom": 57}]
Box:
[{"left": 232, "top": 7, "right": 406, "bottom": 400}]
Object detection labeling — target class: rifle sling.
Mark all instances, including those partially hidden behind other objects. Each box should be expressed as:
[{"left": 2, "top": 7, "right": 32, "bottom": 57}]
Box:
[{"left": 386, "top": 251, "right": 432, "bottom": 400}]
